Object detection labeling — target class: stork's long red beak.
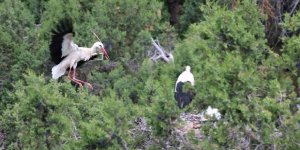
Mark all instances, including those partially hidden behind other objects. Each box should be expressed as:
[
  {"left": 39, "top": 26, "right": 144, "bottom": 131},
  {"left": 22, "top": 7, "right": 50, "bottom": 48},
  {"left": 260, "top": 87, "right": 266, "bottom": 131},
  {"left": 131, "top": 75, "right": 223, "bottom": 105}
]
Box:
[{"left": 101, "top": 48, "right": 110, "bottom": 60}]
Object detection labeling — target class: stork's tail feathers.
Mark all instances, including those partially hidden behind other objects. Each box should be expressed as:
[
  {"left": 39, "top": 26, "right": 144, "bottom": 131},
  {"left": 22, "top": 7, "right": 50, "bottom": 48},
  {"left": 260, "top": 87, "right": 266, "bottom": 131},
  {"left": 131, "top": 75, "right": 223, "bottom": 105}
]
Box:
[{"left": 52, "top": 65, "right": 66, "bottom": 79}]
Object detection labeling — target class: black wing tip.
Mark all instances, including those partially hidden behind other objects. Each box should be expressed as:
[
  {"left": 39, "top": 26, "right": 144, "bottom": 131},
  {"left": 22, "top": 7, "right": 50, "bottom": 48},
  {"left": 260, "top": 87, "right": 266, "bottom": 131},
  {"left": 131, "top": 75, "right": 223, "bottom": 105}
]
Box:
[
  {"left": 49, "top": 17, "right": 75, "bottom": 64},
  {"left": 51, "top": 17, "right": 75, "bottom": 36}
]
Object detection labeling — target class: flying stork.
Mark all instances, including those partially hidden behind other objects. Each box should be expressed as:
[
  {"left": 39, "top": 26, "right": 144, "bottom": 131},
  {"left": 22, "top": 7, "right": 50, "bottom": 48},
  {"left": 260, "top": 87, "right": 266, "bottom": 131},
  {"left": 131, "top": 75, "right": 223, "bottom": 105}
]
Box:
[
  {"left": 174, "top": 66, "right": 195, "bottom": 109},
  {"left": 49, "top": 18, "right": 110, "bottom": 89}
]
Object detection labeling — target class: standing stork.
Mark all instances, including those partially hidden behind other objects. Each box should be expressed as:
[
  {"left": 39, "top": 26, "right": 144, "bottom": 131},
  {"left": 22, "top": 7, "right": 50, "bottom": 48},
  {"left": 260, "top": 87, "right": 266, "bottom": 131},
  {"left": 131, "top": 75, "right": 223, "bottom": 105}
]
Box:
[
  {"left": 174, "top": 66, "right": 195, "bottom": 109},
  {"left": 49, "top": 18, "right": 110, "bottom": 89}
]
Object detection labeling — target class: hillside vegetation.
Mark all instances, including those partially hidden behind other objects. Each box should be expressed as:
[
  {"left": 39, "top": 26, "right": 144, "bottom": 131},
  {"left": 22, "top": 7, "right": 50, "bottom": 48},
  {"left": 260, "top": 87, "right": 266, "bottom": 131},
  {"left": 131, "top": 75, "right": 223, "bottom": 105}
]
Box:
[{"left": 0, "top": 0, "right": 299, "bottom": 149}]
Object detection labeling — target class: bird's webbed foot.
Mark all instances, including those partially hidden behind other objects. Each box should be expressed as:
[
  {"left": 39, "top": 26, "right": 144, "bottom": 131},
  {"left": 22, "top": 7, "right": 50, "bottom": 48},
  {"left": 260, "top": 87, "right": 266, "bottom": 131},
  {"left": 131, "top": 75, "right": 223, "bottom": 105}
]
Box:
[
  {"left": 84, "top": 82, "right": 93, "bottom": 90},
  {"left": 77, "top": 82, "right": 83, "bottom": 88},
  {"left": 68, "top": 75, "right": 83, "bottom": 88},
  {"left": 73, "top": 78, "right": 93, "bottom": 90},
  {"left": 70, "top": 79, "right": 83, "bottom": 88}
]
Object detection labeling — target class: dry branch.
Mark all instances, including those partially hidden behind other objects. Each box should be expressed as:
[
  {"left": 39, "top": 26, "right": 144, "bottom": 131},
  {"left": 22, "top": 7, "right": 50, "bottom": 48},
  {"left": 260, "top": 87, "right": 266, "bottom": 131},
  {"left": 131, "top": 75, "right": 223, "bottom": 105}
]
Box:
[
  {"left": 70, "top": 117, "right": 80, "bottom": 140},
  {"left": 150, "top": 38, "right": 174, "bottom": 63},
  {"left": 290, "top": 0, "right": 300, "bottom": 15}
]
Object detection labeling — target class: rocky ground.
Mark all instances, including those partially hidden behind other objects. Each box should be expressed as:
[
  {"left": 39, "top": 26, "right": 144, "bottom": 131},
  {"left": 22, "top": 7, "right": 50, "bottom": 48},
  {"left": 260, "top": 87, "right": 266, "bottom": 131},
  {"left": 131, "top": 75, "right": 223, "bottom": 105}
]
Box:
[{"left": 129, "top": 111, "right": 217, "bottom": 150}]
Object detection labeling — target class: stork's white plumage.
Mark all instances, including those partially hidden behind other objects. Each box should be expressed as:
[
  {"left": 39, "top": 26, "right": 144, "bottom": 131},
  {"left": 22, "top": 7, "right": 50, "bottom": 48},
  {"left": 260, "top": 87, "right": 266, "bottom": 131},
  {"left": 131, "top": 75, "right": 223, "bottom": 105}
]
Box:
[
  {"left": 175, "top": 66, "right": 195, "bottom": 92},
  {"left": 174, "top": 66, "right": 195, "bottom": 109},
  {"left": 50, "top": 18, "right": 109, "bottom": 89},
  {"left": 205, "top": 106, "right": 221, "bottom": 120}
]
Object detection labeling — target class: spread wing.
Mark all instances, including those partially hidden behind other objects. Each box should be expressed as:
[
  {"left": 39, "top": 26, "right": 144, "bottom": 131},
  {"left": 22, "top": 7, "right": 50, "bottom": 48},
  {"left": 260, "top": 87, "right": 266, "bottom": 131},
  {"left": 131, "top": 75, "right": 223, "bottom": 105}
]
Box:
[{"left": 50, "top": 18, "right": 78, "bottom": 64}]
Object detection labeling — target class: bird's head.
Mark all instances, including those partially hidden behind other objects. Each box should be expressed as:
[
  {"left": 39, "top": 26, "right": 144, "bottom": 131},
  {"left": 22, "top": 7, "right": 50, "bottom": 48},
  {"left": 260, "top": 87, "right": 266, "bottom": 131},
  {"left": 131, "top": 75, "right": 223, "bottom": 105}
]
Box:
[
  {"left": 93, "top": 41, "right": 110, "bottom": 60},
  {"left": 186, "top": 66, "right": 191, "bottom": 72}
]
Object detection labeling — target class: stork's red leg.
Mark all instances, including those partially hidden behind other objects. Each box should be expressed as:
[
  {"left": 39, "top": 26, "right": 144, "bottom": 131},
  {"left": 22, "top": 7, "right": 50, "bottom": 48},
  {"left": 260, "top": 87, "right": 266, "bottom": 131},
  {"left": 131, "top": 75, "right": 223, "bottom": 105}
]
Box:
[
  {"left": 67, "top": 69, "right": 83, "bottom": 88},
  {"left": 72, "top": 68, "right": 93, "bottom": 89},
  {"left": 67, "top": 69, "right": 72, "bottom": 79}
]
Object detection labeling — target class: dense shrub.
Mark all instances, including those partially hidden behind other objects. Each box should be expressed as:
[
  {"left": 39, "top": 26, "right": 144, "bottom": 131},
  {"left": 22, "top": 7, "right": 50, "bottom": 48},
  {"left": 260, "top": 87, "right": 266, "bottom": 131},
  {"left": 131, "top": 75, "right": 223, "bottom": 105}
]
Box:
[
  {"left": 174, "top": 1, "right": 299, "bottom": 148},
  {"left": 0, "top": 0, "right": 299, "bottom": 149}
]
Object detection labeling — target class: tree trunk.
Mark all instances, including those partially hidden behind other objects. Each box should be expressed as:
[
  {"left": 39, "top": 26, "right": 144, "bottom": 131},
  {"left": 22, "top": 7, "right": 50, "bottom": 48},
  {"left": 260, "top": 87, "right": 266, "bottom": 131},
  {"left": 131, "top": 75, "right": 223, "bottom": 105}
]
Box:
[{"left": 167, "top": 0, "right": 181, "bottom": 25}]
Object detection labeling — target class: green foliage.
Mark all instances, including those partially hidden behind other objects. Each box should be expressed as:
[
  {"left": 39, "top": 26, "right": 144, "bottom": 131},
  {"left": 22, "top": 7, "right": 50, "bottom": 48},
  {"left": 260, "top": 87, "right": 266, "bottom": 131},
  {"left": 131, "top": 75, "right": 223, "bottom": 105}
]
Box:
[
  {"left": 0, "top": 0, "right": 300, "bottom": 149},
  {"left": 40, "top": 0, "right": 81, "bottom": 36},
  {"left": 175, "top": 1, "right": 267, "bottom": 108},
  {"left": 178, "top": 0, "right": 205, "bottom": 36},
  {"left": 282, "top": 12, "right": 300, "bottom": 82},
  {"left": 0, "top": 0, "right": 42, "bottom": 80},
  {"left": 182, "top": 83, "right": 195, "bottom": 93},
  {"left": 1, "top": 71, "right": 133, "bottom": 149},
  {"left": 86, "top": 0, "right": 163, "bottom": 59},
  {"left": 1, "top": 71, "right": 77, "bottom": 149},
  {"left": 173, "top": 1, "right": 299, "bottom": 148},
  {"left": 147, "top": 71, "right": 179, "bottom": 137},
  {"left": 21, "top": 0, "right": 48, "bottom": 23}
]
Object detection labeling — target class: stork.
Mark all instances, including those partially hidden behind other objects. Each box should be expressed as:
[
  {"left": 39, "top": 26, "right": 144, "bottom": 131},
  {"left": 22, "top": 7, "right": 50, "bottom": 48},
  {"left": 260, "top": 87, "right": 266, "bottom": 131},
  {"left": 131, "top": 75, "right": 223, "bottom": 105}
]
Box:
[
  {"left": 174, "top": 66, "right": 195, "bottom": 109},
  {"left": 49, "top": 18, "right": 109, "bottom": 89}
]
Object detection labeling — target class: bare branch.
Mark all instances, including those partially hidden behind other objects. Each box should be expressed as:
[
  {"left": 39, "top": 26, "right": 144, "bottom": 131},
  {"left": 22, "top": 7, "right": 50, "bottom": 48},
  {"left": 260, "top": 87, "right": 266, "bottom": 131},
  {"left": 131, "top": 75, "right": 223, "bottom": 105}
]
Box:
[
  {"left": 91, "top": 30, "right": 102, "bottom": 42},
  {"left": 290, "top": 0, "right": 300, "bottom": 15},
  {"left": 150, "top": 37, "right": 174, "bottom": 63},
  {"left": 70, "top": 117, "right": 80, "bottom": 140}
]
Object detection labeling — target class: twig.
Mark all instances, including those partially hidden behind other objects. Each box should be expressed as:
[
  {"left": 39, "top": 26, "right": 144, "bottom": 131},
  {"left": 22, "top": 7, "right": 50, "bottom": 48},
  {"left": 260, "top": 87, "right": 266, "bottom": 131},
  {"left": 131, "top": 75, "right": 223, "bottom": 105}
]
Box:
[
  {"left": 290, "top": 0, "right": 300, "bottom": 15},
  {"left": 293, "top": 140, "right": 300, "bottom": 147},
  {"left": 91, "top": 30, "right": 102, "bottom": 42},
  {"left": 70, "top": 117, "right": 80, "bottom": 140},
  {"left": 254, "top": 143, "right": 264, "bottom": 150}
]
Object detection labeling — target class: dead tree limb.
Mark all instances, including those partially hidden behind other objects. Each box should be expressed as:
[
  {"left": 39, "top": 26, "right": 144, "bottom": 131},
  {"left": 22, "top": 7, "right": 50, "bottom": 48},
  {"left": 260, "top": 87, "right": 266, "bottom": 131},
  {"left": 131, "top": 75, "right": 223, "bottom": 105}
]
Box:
[
  {"left": 290, "top": 0, "right": 300, "bottom": 15},
  {"left": 150, "top": 38, "right": 174, "bottom": 63},
  {"left": 70, "top": 117, "right": 80, "bottom": 140}
]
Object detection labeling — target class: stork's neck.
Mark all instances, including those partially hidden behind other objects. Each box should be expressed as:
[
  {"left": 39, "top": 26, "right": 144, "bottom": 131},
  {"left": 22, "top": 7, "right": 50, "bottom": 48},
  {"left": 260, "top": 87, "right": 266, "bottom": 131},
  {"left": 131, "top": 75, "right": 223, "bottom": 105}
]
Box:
[
  {"left": 90, "top": 45, "right": 99, "bottom": 56},
  {"left": 78, "top": 47, "right": 97, "bottom": 61},
  {"left": 90, "top": 45, "right": 96, "bottom": 52}
]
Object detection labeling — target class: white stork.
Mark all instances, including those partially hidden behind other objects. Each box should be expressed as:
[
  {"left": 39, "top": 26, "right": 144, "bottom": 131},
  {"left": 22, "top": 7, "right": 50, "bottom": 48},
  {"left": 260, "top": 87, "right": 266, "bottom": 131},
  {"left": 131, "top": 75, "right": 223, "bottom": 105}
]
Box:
[
  {"left": 49, "top": 18, "right": 109, "bottom": 89},
  {"left": 174, "top": 66, "right": 195, "bottom": 108}
]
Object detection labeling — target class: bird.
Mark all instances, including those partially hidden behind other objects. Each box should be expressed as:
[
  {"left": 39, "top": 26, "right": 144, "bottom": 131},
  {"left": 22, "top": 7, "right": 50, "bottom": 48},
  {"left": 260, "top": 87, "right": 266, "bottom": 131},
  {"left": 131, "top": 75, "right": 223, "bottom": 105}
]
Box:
[
  {"left": 49, "top": 18, "right": 110, "bottom": 89},
  {"left": 205, "top": 106, "right": 221, "bottom": 120},
  {"left": 198, "top": 106, "right": 221, "bottom": 122},
  {"left": 174, "top": 66, "right": 195, "bottom": 109}
]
